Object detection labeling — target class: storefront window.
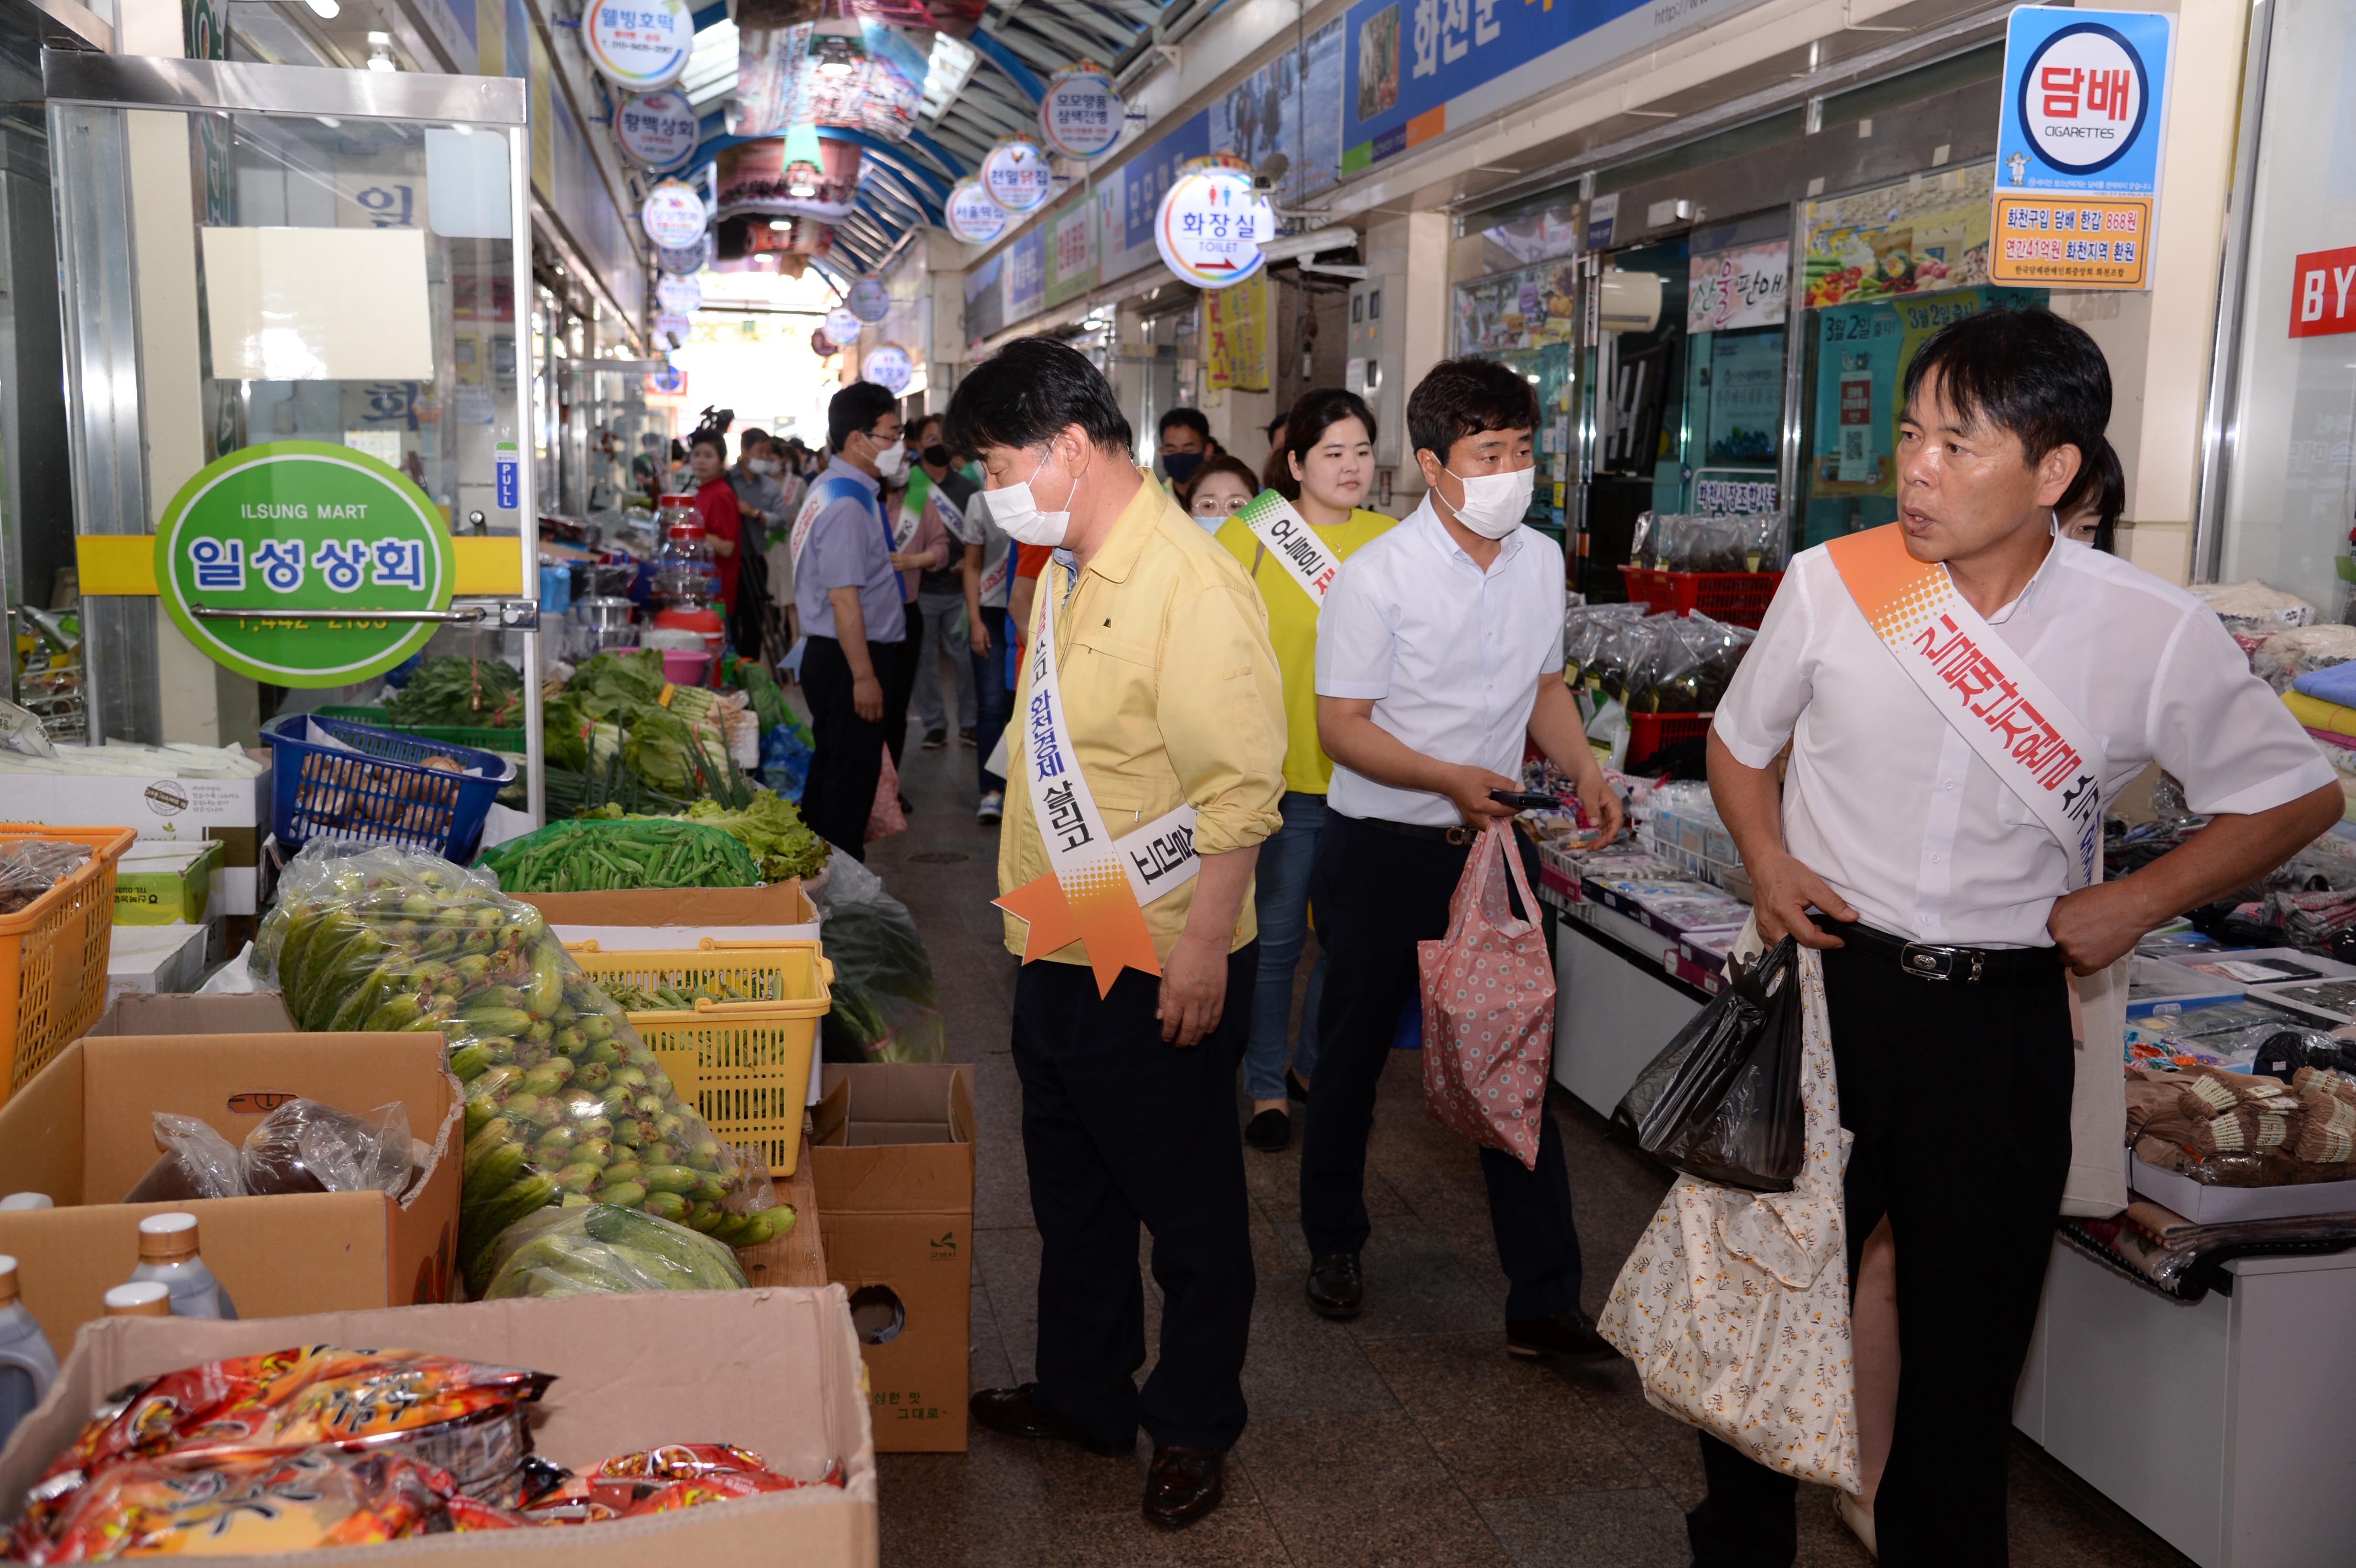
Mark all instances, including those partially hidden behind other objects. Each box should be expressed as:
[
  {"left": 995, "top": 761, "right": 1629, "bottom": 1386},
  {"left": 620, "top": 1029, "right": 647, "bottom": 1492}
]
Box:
[
  {"left": 1454, "top": 255, "right": 1580, "bottom": 536},
  {"left": 2208, "top": 0, "right": 2356, "bottom": 616}
]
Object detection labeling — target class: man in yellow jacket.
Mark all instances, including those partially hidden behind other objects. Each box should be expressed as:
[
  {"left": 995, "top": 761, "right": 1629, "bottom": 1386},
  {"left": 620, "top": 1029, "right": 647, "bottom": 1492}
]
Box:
[{"left": 944, "top": 338, "right": 1286, "bottom": 1533}]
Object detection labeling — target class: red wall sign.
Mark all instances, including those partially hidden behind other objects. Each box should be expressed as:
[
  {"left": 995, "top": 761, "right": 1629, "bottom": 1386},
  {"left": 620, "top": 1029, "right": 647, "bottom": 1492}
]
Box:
[{"left": 2289, "top": 245, "right": 2356, "bottom": 338}]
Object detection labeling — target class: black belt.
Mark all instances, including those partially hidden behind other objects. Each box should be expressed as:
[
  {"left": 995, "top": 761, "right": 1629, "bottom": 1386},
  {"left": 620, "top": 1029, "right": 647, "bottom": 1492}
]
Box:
[
  {"left": 1342, "top": 813, "right": 1492, "bottom": 847},
  {"left": 1814, "top": 914, "right": 2062, "bottom": 986}
]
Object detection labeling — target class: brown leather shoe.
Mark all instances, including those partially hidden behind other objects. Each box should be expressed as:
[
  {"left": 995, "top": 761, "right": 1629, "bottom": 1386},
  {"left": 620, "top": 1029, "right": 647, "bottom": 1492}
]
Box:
[
  {"left": 969, "top": 1383, "right": 1132, "bottom": 1455},
  {"left": 1143, "top": 1445, "right": 1223, "bottom": 1529},
  {"left": 1506, "top": 1306, "right": 1616, "bottom": 1366},
  {"left": 1306, "top": 1253, "right": 1363, "bottom": 1319}
]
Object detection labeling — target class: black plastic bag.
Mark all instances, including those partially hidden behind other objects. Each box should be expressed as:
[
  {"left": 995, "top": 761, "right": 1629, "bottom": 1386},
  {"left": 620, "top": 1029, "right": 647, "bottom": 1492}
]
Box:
[{"left": 1613, "top": 936, "right": 1806, "bottom": 1193}]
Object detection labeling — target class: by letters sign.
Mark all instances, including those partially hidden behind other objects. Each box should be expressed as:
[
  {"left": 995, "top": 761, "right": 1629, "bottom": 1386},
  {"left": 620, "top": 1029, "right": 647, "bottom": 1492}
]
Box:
[{"left": 2289, "top": 245, "right": 2356, "bottom": 338}]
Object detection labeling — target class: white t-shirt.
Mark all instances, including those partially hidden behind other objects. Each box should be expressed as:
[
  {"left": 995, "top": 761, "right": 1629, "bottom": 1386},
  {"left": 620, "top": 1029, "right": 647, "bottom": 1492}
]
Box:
[
  {"left": 1314, "top": 499, "right": 1566, "bottom": 828},
  {"left": 955, "top": 490, "right": 1013, "bottom": 610},
  {"left": 1713, "top": 534, "right": 2336, "bottom": 948}
]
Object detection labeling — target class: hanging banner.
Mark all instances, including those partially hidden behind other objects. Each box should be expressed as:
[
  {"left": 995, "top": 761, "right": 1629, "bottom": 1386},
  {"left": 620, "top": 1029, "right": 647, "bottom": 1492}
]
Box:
[
  {"left": 848, "top": 277, "right": 890, "bottom": 322},
  {"left": 1687, "top": 242, "right": 1789, "bottom": 333},
  {"left": 153, "top": 441, "right": 458, "bottom": 688},
  {"left": 613, "top": 88, "right": 698, "bottom": 170},
  {"left": 715, "top": 136, "right": 861, "bottom": 224},
  {"left": 1205, "top": 272, "right": 1270, "bottom": 390},
  {"left": 825, "top": 305, "right": 863, "bottom": 342},
  {"left": 945, "top": 178, "right": 1009, "bottom": 245},
  {"left": 640, "top": 181, "right": 706, "bottom": 250},
  {"left": 656, "top": 273, "right": 701, "bottom": 313},
  {"left": 982, "top": 137, "right": 1053, "bottom": 213},
  {"left": 583, "top": 0, "right": 694, "bottom": 92},
  {"left": 1039, "top": 64, "right": 1121, "bottom": 160},
  {"left": 1155, "top": 156, "right": 1274, "bottom": 290},
  {"left": 1990, "top": 6, "right": 2173, "bottom": 290},
  {"left": 863, "top": 343, "right": 914, "bottom": 393}
]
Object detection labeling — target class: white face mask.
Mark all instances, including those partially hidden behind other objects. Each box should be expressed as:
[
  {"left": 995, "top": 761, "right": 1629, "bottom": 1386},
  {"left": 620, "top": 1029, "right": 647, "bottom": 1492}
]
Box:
[
  {"left": 749, "top": 457, "right": 781, "bottom": 476},
  {"left": 1441, "top": 463, "right": 1534, "bottom": 539},
  {"left": 868, "top": 435, "right": 907, "bottom": 480},
  {"left": 983, "top": 444, "right": 1087, "bottom": 546}
]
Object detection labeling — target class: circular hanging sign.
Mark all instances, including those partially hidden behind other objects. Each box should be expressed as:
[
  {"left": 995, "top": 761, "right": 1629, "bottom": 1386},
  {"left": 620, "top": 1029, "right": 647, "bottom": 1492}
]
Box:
[
  {"left": 1155, "top": 157, "right": 1275, "bottom": 290},
  {"left": 2017, "top": 22, "right": 2152, "bottom": 177},
  {"left": 153, "top": 441, "right": 457, "bottom": 688},
  {"left": 654, "top": 235, "right": 709, "bottom": 275},
  {"left": 583, "top": 0, "right": 693, "bottom": 91},
  {"left": 862, "top": 343, "right": 914, "bottom": 394},
  {"left": 981, "top": 137, "right": 1052, "bottom": 214},
  {"left": 1038, "top": 65, "right": 1122, "bottom": 160},
  {"left": 654, "top": 311, "right": 693, "bottom": 345},
  {"left": 656, "top": 273, "right": 701, "bottom": 313},
  {"left": 847, "top": 277, "right": 890, "bottom": 323},
  {"left": 640, "top": 181, "right": 705, "bottom": 251},
  {"left": 614, "top": 88, "right": 699, "bottom": 171},
  {"left": 646, "top": 364, "right": 687, "bottom": 396},
  {"left": 824, "top": 305, "right": 863, "bottom": 342},
  {"left": 810, "top": 329, "right": 837, "bottom": 357},
  {"left": 944, "top": 179, "right": 1008, "bottom": 245}
]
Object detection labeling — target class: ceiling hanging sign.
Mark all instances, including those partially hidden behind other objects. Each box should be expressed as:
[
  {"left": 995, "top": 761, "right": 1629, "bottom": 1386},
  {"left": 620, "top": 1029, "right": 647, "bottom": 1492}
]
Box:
[
  {"left": 613, "top": 88, "right": 699, "bottom": 171},
  {"left": 1991, "top": 5, "right": 2174, "bottom": 290},
  {"left": 862, "top": 343, "right": 914, "bottom": 393},
  {"left": 640, "top": 181, "right": 706, "bottom": 251},
  {"left": 1155, "top": 156, "right": 1275, "bottom": 290},
  {"left": 655, "top": 273, "right": 702, "bottom": 313},
  {"left": 646, "top": 363, "right": 687, "bottom": 397},
  {"left": 153, "top": 441, "right": 457, "bottom": 688},
  {"left": 654, "top": 311, "right": 694, "bottom": 346},
  {"left": 981, "top": 137, "right": 1053, "bottom": 214},
  {"left": 945, "top": 179, "right": 1009, "bottom": 245},
  {"left": 584, "top": 0, "right": 694, "bottom": 92},
  {"left": 654, "top": 234, "right": 709, "bottom": 274},
  {"left": 824, "top": 305, "right": 864, "bottom": 341},
  {"left": 1039, "top": 65, "right": 1122, "bottom": 160},
  {"left": 847, "top": 277, "right": 890, "bottom": 322}
]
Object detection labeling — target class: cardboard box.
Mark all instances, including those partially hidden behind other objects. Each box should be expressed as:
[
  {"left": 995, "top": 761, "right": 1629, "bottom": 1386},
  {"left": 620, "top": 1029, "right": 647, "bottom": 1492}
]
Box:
[
  {"left": 811, "top": 1065, "right": 973, "bottom": 1453},
  {"left": 85, "top": 991, "right": 296, "bottom": 1037},
  {"left": 0, "top": 756, "right": 271, "bottom": 915},
  {"left": 0, "top": 1031, "right": 462, "bottom": 1357},
  {"left": 0, "top": 1289, "right": 877, "bottom": 1567},
  {"left": 518, "top": 881, "right": 818, "bottom": 949},
  {"left": 104, "top": 923, "right": 212, "bottom": 1004},
  {"left": 114, "top": 839, "right": 224, "bottom": 925}
]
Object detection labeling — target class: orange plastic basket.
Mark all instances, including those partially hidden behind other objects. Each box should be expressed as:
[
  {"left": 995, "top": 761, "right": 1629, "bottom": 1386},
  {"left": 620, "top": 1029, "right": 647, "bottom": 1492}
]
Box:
[{"left": 0, "top": 824, "right": 136, "bottom": 1100}]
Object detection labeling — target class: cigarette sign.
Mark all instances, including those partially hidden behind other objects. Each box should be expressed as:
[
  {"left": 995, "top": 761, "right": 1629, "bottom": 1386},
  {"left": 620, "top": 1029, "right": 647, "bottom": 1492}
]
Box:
[{"left": 2289, "top": 245, "right": 2356, "bottom": 338}]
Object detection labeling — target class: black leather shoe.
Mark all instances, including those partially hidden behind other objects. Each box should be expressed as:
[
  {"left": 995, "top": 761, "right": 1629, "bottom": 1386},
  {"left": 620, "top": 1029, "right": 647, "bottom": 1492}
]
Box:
[
  {"left": 1285, "top": 1068, "right": 1310, "bottom": 1103},
  {"left": 1506, "top": 1306, "right": 1616, "bottom": 1366},
  {"left": 1306, "top": 1253, "right": 1363, "bottom": 1319},
  {"left": 1244, "top": 1108, "right": 1290, "bottom": 1152},
  {"left": 1143, "top": 1445, "right": 1223, "bottom": 1529},
  {"left": 969, "top": 1383, "right": 1132, "bottom": 1455}
]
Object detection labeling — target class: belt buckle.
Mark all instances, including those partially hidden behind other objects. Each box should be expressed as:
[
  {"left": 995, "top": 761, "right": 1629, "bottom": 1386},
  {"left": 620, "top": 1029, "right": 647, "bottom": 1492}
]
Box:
[
  {"left": 1445, "top": 826, "right": 1475, "bottom": 847},
  {"left": 1898, "top": 942, "right": 1982, "bottom": 983}
]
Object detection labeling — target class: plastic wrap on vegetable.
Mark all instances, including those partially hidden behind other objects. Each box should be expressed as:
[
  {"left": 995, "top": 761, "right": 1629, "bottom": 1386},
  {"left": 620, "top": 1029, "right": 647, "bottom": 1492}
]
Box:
[
  {"left": 477, "top": 1204, "right": 755, "bottom": 1299},
  {"left": 120, "top": 1114, "right": 244, "bottom": 1204},
  {"left": 242, "top": 1099, "right": 414, "bottom": 1197},
  {"left": 17, "top": 1445, "right": 459, "bottom": 1562},
  {"left": 252, "top": 842, "right": 793, "bottom": 1269},
  {"left": 814, "top": 855, "right": 943, "bottom": 1065}
]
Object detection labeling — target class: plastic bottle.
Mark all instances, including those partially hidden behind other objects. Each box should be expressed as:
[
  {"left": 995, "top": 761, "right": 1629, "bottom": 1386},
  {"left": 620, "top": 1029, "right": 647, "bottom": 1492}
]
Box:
[
  {"left": 102, "top": 1283, "right": 169, "bottom": 1318},
  {"left": 0, "top": 1256, "right": 56, "bottom": 1447},
  {"left": 0, "top": 1194, "right": 51, "bottom": 1211},
  {"left": 127, "top": 1213, "right": 237, "bottom": 1319}
]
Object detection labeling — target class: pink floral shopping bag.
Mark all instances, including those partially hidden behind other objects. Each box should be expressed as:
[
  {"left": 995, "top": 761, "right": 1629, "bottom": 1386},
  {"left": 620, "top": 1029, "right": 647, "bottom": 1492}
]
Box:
[{"left": 1418, "top": 822, "right": 1556, "bottom": 1169}]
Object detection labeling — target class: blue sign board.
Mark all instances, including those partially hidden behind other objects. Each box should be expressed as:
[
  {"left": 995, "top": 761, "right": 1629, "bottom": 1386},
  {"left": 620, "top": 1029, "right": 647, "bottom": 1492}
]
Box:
[
  {"left": 1995, "top": 6, "right": 2173, "bottom": 197},
  {"left": 495, "top": 457, "right": 519, "bottom": 511},
  {"left": 1121, "top": 111, "right": 1210, "bottom": 254},
  {"left": 1006, "top": 227, "right": 1046, "bottom": 323}
]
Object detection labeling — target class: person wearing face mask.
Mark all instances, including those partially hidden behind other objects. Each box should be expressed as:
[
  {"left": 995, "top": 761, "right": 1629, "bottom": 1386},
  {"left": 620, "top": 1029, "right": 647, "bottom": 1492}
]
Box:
[
  {"left": 1213, "top": 388, "right": 1397, "bottom": 1154},
  {"left": 875, "top": 415, "right": 955, "bottom": 781},
  {"left": 947, "top": 338, "right": 1285, "bottom": 1532},
  {"left": 726, "top": 429, "right": 785, "bottom": 659},
  {"left": 685, "top": 429, "right": 743, "bottom": 613},
  {"left": 1298, "top": 357, "right": 1625, "bottom": 1366},
  {"left": 1179, "top": 456, "right": 1259, "bottom": 532},
  {"left": 789, "top": 382, "right": 910, "bottom": 860},
  {"left": 903, "top": 417, "right": 980, "bottom": 752},
  {"left": 1156, "top": 407, "right": 1212, "bottom": 491}
]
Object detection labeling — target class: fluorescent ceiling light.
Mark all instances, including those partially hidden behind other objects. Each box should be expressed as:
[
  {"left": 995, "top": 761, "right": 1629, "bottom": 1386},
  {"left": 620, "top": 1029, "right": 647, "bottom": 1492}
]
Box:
[
  {"left": 921, "top": 31, "right": 977, "bottom": 120},
  {"left": 303, "top": 0, "right": 339, "bottom": 17}
]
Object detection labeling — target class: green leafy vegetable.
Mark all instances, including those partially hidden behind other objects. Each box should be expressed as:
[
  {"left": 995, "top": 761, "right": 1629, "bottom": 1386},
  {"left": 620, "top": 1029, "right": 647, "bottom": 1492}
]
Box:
[
  {"left": 386, "top": 655, "right": 524, "bottom": 730},
  {"left": 676, "top": 789, "right": 830, "bottom": 882}
]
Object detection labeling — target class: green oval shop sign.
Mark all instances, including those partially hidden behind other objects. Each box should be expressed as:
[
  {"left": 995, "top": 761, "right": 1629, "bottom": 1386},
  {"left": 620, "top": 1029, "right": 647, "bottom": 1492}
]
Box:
[{"left": 154, "top": 441, "right": 458, "bottom": 687}]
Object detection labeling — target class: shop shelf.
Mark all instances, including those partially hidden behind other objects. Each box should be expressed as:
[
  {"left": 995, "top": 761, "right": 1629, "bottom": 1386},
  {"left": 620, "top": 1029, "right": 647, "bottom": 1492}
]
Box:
[
  {"left": 1625, "top": 710, "right": 1714, "bottom": 773},
  {"left": 311, "top": 704, "right": 526, "bottom": 754},
  {"left": 0, "top": 823, "right": 135, "bottom": 1100},
  {"left": 1618, "top": 566, "right": 1784, "bottom": 627},
  {"left": 263, "top": 714, "right": 515, "bottom": 862},
  {"left": 565, "top": 937, "right": 831, "bottom": 1177}
]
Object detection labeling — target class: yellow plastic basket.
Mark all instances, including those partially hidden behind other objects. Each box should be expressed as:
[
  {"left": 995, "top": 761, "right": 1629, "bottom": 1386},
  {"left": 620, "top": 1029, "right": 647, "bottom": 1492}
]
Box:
[
  {"left": 0, "top": 824, "right": 136, "bottom": 1103},
  {"left": 564, "top": 938, "right": 831, "bottom": 1176}
]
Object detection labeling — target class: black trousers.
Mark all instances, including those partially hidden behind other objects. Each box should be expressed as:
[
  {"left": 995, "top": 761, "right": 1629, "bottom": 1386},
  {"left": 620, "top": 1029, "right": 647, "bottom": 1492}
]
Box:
[
  {"left": 798, "top": 634, "right": 895, "bottom": 862},
  {"left": 881, "top": 598, "right": 922, "bottom": 771},
  {"left": 1298, "top": 813, "right": 1582, "bottom": 1321},
  {"left": 1687, "top": 937, "right": 2074, "bottom": 1568},
  {"left": 1012, "top": 946, "right": 1258, "bottom": 1450},
  {"left": 971, "top": 606, "right": 1012, "bottom": 795}
]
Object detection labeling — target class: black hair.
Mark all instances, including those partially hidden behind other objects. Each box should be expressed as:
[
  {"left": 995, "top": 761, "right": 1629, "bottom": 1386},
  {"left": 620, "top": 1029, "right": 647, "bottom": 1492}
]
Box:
[
  {"left": 828, "top": 381, "right": 900, "bottom": 453},
  {"left": 737, "top": 426, "right": 770, "bottom": 452},
  {"left": 1407, "top": 357, "right": 1538, "bottom": 462},
  {"left": 1182, "top": 454, "right": 1262, "bottom": 510},
  {"left": 667, "top": 438, "right": 687, "bottom": 464},
  {"left": 910, "top": 412, "right": 944, "bottom": 443},
  {"left": 2058, "top": 436, "right": 2127, "bottom": 554},
  {"left": 1157, "top": 406, "right": 1211, "bottom": 443},
  {"left": 1265, "top": 414, "right": 1288, "bottom": 442},
  {"left": 688, "top": 428, "right": 727, "bottom": 458},
  {"left": 1284, "top": 388, "right": 1378, "bottom": 468},
  {"left": 944, "top": 336, "right": 1134, "bottom": 457},
  {"left": 1900, "top": 307, "right": 2110, "bottom": 469}
]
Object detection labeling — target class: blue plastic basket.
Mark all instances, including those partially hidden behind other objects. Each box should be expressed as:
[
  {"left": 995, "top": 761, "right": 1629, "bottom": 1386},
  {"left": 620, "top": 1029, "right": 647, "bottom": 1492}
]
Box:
[{"left": 263, "top": 713, "right": 516, "bottom": 862}]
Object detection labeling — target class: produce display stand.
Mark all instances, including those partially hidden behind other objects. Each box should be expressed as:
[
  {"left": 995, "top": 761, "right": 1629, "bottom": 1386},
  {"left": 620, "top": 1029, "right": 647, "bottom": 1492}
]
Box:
[{"left": 737, "top": 1128, "right": 829, "bottom": 1290}]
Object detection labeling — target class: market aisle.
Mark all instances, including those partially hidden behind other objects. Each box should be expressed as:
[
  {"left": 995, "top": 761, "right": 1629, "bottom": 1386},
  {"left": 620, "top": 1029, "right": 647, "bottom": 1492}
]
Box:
[{"left": 855, "top": 716, "right": 2198, "bottom": 1568}]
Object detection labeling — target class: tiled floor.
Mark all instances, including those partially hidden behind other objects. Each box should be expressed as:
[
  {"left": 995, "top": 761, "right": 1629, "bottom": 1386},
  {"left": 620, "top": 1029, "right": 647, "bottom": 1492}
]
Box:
[{"left": 853, "top": 716, "right": 2198, "bottom": 1568}]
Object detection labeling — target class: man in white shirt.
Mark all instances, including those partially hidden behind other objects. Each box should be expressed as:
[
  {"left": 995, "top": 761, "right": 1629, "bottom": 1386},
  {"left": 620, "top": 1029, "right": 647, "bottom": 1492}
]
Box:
[
  {"left": 953, "top": 466, "right": 1015, "bottom": 823},
  {"left": 1696, "top": 308, "right": 2341, "bottom": 1568},
  {"left": 1302, "top": 357, "right": 1625, "bottom": 1363}
]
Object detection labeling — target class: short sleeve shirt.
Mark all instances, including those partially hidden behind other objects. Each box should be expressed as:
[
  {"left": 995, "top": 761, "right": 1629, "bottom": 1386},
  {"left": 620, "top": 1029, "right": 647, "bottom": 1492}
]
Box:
[
  {"left": 793, "top": 458, "right": 906, "bottom": 643},
  {"left": 954, "top": 490, "right": 1014, "bottom": 610}
]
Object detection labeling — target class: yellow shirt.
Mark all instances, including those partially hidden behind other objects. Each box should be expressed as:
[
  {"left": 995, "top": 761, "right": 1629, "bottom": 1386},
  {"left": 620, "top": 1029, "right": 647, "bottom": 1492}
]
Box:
[
  {"left": 998, "top": 470, "right": 1288, "bottom": 965},
  {"left": 1215, "top": 505, "right": 1399, "bottom": 795}
]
